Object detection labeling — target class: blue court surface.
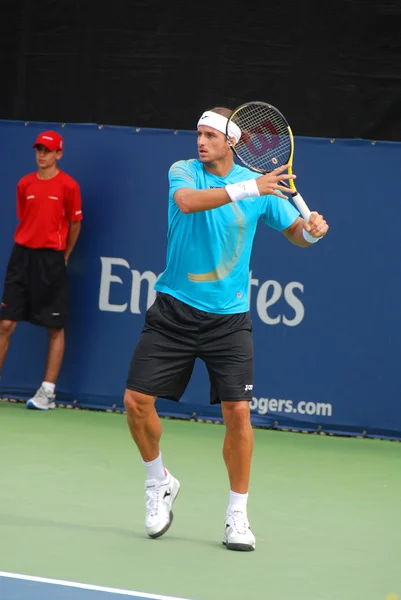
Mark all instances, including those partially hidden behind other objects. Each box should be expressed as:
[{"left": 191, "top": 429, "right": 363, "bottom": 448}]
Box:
[{"left": 0, "top": 573, "right": 193, "bottom": 600}]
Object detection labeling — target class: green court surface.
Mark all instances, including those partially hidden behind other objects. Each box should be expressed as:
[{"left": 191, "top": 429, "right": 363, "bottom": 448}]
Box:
[{"left": 0, "top": 401, "right": 400, "bottom": 600}]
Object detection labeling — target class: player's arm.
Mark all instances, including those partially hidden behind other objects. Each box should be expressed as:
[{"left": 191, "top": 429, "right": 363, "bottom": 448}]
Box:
[
  {"left": 16, "top": 181, "right": 25, "bottom": 219},
  {"left": 65, "top": 221, "right": 81, "bottom": 264},
  {"left": 172, "top": 162, "right": 293, "bottom": 214},
  {"left": 64, "top": 182, "right": 83, "bottom": 264},
  {"left": 282, "top": 212, "right": 328, "bottom": 247},
  {"left": 174, "top": 187, "right": 234, "bottom": 213}
]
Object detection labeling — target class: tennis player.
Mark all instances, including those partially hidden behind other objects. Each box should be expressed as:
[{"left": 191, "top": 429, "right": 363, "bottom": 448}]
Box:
[
  {"left": 124, "top": 107, "right": 328, "bottom": 551},
  {"left": 0, "top": 131, "right": 83, "bottom": 410}
]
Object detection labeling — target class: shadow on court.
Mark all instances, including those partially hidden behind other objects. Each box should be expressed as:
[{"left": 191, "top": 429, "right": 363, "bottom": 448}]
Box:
[{"left": 0, "top": 511, "right": 225, "bottom": 551}]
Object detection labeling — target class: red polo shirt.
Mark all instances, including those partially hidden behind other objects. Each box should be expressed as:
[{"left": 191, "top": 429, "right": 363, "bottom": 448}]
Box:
[{"left": 14, "top": 170, "right": 83, "bottom": 251}]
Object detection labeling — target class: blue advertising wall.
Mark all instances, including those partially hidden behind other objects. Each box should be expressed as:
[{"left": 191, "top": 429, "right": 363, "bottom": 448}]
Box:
[{"left": 0, "top": 120, "right": 400, "bottom": 439}]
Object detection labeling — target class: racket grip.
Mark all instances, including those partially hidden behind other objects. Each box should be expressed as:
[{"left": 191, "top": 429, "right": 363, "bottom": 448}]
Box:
[
  {"left": 280, "top": 180, "right": 311, "bottom": 221},
  {"left": 291, "top": 191, "right": 311, "bottom": 222}
]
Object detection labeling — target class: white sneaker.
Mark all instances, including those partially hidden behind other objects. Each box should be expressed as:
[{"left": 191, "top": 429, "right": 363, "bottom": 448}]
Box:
[
  {"left": 222, "top": 509, "right": 256, "bottom": 551},
  {"left": 26, "top": 386, "right": 56, "bottom": 410},
  {"left": 145, "top": 469, "right": 180, "bottom": 539}
]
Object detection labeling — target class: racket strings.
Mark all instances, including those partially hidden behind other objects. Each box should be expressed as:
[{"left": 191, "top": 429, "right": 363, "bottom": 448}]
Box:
[{"left": 230, "top": 104, "right": 291, "bottom": 173}]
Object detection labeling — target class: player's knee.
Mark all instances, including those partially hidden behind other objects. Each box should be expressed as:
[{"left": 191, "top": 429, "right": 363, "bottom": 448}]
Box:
[
  {"left": 0, "top": 320, "right": 17, "bottom": 336},
  {"left": 222, "top": 401, "right": 251, "bottom": 429},
  {"left": 124, "top": 389, "right": 154, "bottom": 420}
]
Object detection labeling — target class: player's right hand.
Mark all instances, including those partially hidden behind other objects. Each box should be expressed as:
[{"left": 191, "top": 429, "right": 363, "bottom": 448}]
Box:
[{"left": 255, "top": 164, "right": 295, "bottom": 199}]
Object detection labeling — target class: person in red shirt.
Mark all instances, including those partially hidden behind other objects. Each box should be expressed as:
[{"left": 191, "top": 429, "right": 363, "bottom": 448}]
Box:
[{"left": 0, "top": 130, "right": 83, "bottom": 410}]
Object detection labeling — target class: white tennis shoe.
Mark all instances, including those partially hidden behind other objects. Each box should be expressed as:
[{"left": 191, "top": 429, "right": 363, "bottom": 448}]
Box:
[
  {"left": 222, "top": 509, "right": 256, "bottom": 551},
  {"left": 145, "top": 469, "right": 180, "bottom": 538},
  {"left": 26, "top": 386, "right": 56, "bottom": 410}
]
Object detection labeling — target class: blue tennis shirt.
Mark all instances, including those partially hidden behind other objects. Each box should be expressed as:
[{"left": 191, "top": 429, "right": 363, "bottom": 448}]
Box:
[{"left": 154, "top": 159, "right": 299, "bottom": 314}]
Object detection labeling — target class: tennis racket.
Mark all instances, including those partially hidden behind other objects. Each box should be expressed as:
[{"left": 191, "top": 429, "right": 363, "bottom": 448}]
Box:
[{"left": 226, "top": 101, "right": 311, "bottom": 221}]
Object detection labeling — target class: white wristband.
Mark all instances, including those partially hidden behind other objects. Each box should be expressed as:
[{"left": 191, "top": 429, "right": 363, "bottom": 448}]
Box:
[
  {"left": 225, "top": 179, "right": 260, "bottom": 203},
  {"left": 302, "top": 229, "right": 321, "bottom": 244}
]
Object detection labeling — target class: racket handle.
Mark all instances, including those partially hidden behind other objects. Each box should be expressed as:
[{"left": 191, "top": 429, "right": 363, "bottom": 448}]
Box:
[
  {"left": 291, "top": 191, "right": 311, "bottom": 222},
  {"left": 280, "top": 181, "right": 311, "bottom": 222}
]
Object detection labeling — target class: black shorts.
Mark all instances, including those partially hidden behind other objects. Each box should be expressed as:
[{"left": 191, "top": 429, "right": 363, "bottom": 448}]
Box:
[
  {"left": 0, "top": 243, "right": 68, "bottom": 329},
  {"left": 126, "top": 292, "right": 254, "bottom": 404}
]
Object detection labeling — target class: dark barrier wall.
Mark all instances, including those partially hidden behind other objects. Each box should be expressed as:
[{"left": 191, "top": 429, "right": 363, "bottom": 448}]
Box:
[
  {"left": 1, "top": 2, "right": 401, "bottom": 141},
  {"left": 0, "top": 121, "right": 400, "bottom": 440}
]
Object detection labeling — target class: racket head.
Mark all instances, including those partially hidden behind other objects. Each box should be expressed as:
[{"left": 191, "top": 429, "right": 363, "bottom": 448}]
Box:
[{"left": 227, "top": 101, "right": 293, "bottom": 174}]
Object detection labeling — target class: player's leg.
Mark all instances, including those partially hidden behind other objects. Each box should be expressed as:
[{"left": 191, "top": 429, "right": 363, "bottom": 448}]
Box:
[
  {"left": 44, "top": 327, "right": 65, "bottom": 384},
  {"left": 124, "top": 389, "right": 161, "bottom": 462},
  {"left": 200, "top": 310, "right": 256, "bottom": 551},
  {"left": 220, "top": 400, "right": 255, "bottom": 551},
  {"left": 221, "top": 400, "right": 254, "bottom": 494},
  {"left": 0, "top": 244, "right": 30, "bottom": 379},
  {"left": 0, "top": 320, "right": 18, "bottom": 375},
  {"left": 124, "top": 388, "right": 181, "bottom": 539},
  {"left": 125, "top": 293, "right": 197, "bottom": 538},
  {"left": 27, "top": 249, "right": 67, "bottom": 410}
]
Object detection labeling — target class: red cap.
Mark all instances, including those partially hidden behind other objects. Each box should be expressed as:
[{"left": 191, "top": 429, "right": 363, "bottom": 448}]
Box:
[{"left": 33, "top": 130, "right": 64, "bottom": 152}]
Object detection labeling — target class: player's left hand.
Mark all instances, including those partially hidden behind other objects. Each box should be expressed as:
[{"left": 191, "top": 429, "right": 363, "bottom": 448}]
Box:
[{"left": 304, "top": 211, "right": 328, "bottom": 239}]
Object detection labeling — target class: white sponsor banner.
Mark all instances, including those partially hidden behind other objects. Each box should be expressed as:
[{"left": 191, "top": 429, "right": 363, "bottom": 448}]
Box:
[{"left": 99, "top": 257, "right": 306, "bottom": 327}]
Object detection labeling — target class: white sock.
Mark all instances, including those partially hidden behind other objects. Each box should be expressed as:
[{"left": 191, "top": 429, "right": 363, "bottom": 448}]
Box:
[
  {"left": 42, "top": 381, "right": 55, "bottom": 394},
  {"left": 143, "top": 452, "right": 166, "bottom": 482},
  {"left": 228, "top": 490, "right": 248, "bottom": 514}
]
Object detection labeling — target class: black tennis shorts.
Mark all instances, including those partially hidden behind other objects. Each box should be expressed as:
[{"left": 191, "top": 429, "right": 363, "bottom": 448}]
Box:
[
  {"left": 126, "top": 292, "right": 254, "bottom": 404},
  {"left": 0, "top": 243, "right": 68, "bottom": 329}
]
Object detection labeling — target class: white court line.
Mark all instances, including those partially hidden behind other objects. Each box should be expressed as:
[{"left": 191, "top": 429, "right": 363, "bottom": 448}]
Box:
[{"left": 0, "top": 572, "right": 193, "bottom": 600}]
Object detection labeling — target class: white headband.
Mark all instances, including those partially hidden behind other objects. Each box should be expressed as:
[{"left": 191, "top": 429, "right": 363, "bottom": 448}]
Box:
[{"left": 197, "top": 111, "right": 241, "bottom": 143}]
